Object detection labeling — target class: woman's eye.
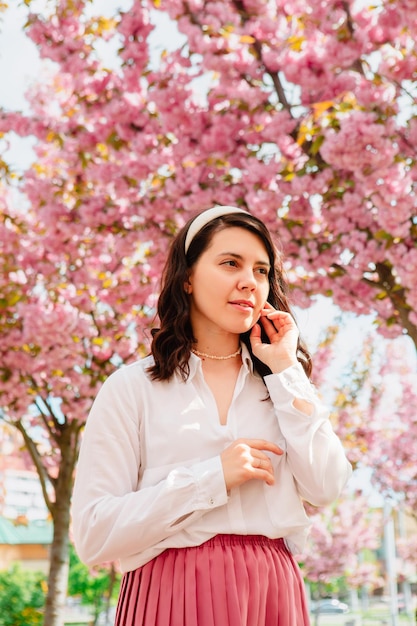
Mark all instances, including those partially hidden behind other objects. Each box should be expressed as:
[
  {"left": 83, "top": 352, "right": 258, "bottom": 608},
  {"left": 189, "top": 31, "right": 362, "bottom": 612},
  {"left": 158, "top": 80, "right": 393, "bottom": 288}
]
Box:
[
  {"left": 256, "top": 267, "right": 268, "bottom": 275},
  {"left": 222, "top": 260, "right": 237, "bottom": 267}
]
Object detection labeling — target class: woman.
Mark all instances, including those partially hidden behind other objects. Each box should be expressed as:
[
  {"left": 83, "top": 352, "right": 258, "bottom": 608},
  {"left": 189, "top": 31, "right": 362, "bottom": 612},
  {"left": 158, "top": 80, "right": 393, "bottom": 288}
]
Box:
[{"left": 72, "top": 205, "right": 352, "bottom": 626}]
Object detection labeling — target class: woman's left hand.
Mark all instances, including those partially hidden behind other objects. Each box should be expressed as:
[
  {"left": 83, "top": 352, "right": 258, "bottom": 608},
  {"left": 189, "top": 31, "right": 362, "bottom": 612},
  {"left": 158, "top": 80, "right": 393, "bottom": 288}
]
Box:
[{"left": 250, "top": 304, "right": 299, "bottom": 374}]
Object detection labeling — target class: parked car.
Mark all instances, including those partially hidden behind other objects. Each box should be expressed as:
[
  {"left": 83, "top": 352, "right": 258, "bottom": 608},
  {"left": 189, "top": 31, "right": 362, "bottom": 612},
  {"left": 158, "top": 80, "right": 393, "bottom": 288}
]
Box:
[{"left": 311, "top": 599, "right": 349, "bottom": 614}]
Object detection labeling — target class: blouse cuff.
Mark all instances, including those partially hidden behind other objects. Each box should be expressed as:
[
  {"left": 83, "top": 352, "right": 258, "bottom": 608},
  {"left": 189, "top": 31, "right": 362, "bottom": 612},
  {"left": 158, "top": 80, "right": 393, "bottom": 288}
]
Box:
[
  {"left": 191, "top": 456, "right": 228, "bottom": 510},
  {"left": 264, "top": 362, "right": 318, "bottom": 405}
]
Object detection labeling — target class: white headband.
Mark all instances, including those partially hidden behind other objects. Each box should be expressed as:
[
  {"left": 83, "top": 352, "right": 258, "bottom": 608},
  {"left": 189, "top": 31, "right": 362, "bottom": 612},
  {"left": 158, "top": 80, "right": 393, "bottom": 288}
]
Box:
[{"left": 184, "top": 206, "right": 249, "bottom": 253}]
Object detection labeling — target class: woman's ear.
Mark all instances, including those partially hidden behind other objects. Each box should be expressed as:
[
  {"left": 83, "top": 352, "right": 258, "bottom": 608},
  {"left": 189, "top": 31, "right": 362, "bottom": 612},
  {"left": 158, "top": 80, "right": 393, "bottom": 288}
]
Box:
[{"left": 184, "top": 278, "right": 192, "bottom": 294}]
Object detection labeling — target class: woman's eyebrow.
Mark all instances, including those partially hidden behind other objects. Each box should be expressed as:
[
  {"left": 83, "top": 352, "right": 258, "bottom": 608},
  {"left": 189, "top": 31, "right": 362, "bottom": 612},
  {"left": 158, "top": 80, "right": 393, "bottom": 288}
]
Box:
[{"left": 216, "top": 251, "right": 270, "bottom": 268}]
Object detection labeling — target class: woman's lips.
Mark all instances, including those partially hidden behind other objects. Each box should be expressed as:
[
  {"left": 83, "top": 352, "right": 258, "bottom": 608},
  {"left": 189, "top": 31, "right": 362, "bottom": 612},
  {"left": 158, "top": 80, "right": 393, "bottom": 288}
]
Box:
[{"left": 229, "top": 300, "right": 254, "bottom": 311}]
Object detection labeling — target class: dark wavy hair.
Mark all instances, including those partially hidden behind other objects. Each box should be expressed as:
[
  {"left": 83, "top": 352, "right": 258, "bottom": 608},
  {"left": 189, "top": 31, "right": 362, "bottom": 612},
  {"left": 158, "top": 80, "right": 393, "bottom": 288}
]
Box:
[{"left": 148, "top": 211, "right": 312, "bottom": 381}]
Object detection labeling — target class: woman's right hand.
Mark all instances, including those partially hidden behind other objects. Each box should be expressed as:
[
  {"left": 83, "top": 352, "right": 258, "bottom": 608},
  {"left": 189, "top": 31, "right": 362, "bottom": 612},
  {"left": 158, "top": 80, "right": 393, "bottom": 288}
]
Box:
[{"left": 220, "top": 438, "right": 284, "bottom": 491}]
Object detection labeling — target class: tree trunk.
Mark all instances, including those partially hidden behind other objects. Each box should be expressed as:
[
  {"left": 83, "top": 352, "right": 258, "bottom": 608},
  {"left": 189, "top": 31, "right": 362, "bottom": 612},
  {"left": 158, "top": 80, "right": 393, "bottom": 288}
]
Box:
[
  {"left": 44, "top": 509, "right": 70, "bottom": 626},
  {"left": 43, "top": 422, "right": 80, "bottom": 626},
  {"left": 101, "top": 564, "right": 117, "bottom": 626}
]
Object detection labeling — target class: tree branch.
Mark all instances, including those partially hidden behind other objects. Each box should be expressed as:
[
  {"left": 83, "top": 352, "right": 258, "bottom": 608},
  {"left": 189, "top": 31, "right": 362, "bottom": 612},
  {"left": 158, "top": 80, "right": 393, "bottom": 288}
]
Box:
[
  {"left": 332, "top": 260, "right": 417, "bottom": 350},
  {"left": 375, "top": 262, "right": 417, "bottom": 349},
  {"left": 13, "top": 419, "right": 55, "bottom": 513}
]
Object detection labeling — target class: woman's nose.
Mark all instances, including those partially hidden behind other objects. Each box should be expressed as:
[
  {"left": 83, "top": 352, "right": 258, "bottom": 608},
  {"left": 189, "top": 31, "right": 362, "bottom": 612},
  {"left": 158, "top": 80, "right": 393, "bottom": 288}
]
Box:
[{"left": 237, "top": 270, "right": 257, "bottom": 291}]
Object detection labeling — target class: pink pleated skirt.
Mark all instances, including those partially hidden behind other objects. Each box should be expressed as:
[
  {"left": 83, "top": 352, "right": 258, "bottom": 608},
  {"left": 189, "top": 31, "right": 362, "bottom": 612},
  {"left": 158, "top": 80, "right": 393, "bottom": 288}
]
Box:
[{"left": 115, "top": 534, "right": 310, "bottom": 626}]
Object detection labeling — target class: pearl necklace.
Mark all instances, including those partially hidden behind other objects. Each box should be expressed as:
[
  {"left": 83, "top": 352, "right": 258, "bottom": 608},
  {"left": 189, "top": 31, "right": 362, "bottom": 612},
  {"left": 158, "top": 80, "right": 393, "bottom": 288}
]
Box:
[{"left": 192, "top": 347, "right": 242, "bottom": 360}]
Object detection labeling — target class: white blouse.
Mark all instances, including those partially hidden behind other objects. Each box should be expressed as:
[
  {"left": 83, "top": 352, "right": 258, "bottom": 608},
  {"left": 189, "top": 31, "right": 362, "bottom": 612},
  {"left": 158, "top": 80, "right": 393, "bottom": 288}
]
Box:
[{"left": 71, "top": 345, "right": 352, "bottom": 573}]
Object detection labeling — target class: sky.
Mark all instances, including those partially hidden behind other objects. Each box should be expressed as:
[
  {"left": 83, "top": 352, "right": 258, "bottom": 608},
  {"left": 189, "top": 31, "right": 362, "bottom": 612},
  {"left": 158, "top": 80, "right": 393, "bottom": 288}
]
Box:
[
  {"left": 0, "top": 3, "right": 39, "bottom": 169},
  {"left": 0, "top": 4, "right": 42, "bottom": 114}
]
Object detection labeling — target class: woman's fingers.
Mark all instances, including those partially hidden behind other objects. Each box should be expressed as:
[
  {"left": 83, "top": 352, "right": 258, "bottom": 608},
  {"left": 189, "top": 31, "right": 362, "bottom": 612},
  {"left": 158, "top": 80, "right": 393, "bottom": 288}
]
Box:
[
  {"left": 260, "top": 309, "right": 297, "bottom": 335},
  {"left": 248, "top": 438, "right": 284, "bottom": 455},
  {"left": 250, "top": 308, "right": 300, "bottom": 371},
  {"left": 220, "top": 438, "right": 284, "bottom": 491}
]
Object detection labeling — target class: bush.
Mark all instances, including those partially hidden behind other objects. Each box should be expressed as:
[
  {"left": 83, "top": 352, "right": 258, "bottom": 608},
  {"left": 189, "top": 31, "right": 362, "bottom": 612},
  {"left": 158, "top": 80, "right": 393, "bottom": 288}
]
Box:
[{"left": 0, "top": 563, "right": 46, "bottom": 625}]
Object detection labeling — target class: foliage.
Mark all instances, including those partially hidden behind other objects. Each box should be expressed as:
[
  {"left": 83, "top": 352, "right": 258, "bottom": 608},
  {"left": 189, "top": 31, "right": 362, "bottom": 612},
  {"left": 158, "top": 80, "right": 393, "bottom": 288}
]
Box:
[
  {"left": 68, "top": 544, "right": 120, "bottom": 625},
  {"left": 0, "top": 563, "right": 46, "bottom": 626},
  {"left": 307, "top": 577, "right": 349, "bottom": 602}
]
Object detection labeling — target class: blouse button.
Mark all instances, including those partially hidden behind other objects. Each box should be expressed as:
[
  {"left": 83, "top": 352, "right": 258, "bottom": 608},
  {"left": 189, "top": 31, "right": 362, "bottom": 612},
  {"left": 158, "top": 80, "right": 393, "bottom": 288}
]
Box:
[{"left": 209, "top": 497, "right": 215, "bottom": 506}]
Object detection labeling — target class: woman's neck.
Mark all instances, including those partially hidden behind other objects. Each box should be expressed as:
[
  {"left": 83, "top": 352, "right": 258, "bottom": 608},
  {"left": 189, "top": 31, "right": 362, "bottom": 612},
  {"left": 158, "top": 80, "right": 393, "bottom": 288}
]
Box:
[{"left": 192, "top": 336, "right": 241, "bottom": 360}]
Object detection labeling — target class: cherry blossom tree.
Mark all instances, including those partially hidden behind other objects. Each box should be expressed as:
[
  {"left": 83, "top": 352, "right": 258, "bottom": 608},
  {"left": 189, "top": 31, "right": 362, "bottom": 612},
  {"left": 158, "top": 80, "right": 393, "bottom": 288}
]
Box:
[
  {"left": 301, "top": 496, "right": 383, "bottom": 596},
  {"left": 3, "top": 0, "right": 415, "bottom": 345},
  {"left": 316, "top": 330, "right": 417, "bottom": 517},
  {"left": 305, "top": 329, "right": 417, "bottom": 614},
  {"left": 1, "top": 177, "right": 148, "bottom": 624},
  {"left": 397, "top": 535, "right": 417, "bottom": 583},
  {"left": 366, "top": 342, "right": 417, "bottom": 517},
  {"left": 1, "top": 0, "right": 417, "bottom": 623}
]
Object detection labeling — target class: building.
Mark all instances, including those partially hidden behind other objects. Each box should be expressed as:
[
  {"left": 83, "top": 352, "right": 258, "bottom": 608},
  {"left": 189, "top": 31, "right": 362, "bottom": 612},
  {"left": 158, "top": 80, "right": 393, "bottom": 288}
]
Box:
[
  {"left": 0, "top": 424, "right": 52, "bottom": 572},
  {"left": 0, "top": 423, "right": 50, "bottom": 521},
  {"left": 0, "top": 467, "right": 49, "bottom": 521},
  {"left": 0, "top": 516, "right": 52, "bottom": 573}
]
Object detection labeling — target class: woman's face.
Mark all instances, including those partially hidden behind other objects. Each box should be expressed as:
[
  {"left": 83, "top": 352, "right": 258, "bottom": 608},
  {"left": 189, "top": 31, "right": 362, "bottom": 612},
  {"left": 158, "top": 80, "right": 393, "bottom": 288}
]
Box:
[{"left": 187, "top": 226, "right": 271, "bottom": 340}]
